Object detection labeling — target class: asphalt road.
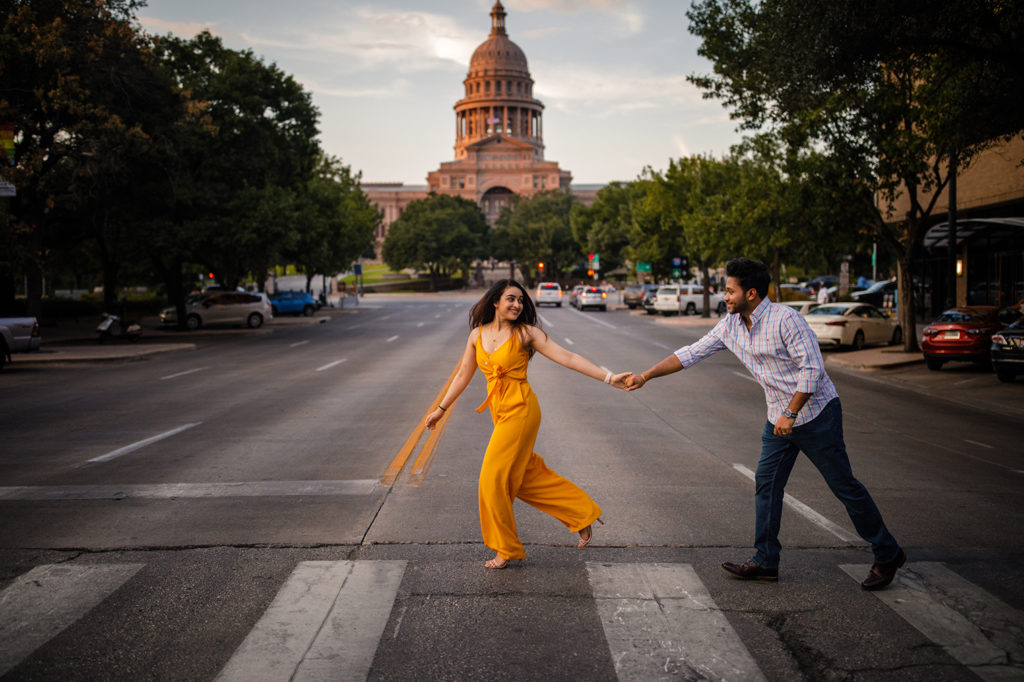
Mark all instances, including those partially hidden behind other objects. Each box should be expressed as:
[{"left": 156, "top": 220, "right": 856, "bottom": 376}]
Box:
[{"left": 1, "top": 293, "right": 1022, "bottom": 681}]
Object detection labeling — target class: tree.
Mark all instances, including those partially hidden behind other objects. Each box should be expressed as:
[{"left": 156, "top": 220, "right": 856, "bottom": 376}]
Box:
[
  {"left": 382, "top": 193, "right": 487, "bottom": 290},
  {"left": 569, "top": 183, "right": 635, "bottom": 279},
  {"left": 0, "top": 0, "right": 151, "bottom": 316},
  {"left": 285, "top": 155, "right": 380, "bottom": 293},
  {"left": 688, "top": 0, "right": 1024, "bottom": 348},
  {"left": 493, "top": 190, "right": 581, "bottom": 284}
]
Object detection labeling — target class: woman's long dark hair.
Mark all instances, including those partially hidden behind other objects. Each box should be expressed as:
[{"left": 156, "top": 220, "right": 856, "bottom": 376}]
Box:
[{"left": 469, "top": 279, "right": 543, "bottom": 357}]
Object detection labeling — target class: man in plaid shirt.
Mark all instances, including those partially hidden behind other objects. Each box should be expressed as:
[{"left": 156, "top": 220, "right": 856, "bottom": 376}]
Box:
[{"left": 627, "top": 258, "right": 905, "bottom": 590}]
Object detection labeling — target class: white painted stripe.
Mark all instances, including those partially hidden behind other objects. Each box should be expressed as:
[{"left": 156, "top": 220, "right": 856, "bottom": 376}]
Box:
[
  {"left": 564, "top": 337, "right": 574, "bottom": 346},
  {"left": 732, "top": 464, "right": 862, "bottom": 543},
  {"left": 161, "top": 367, "right": 208, "bottom": 380},
  {"left": 87, "top": 423, "right": 200, "bottom": 463},
  {"left": 587, "top": 563, "right": 766, "bottom": 682},
  {"left": 568, "top": 306, "right": 617, "bottom": 329},
  {"left": 650, "top": 341, "right": 672, "bottom": 350},
  {"left": 217, "top": 560, "right": 406, "bottom": 682},
  {"left": 839, "top": 562, "right": 1024, "bottom": 681},
  {"left": 378, "top": 314, "right": 393, "bottom": 320},
  {"left": 0, "top": 479, "right": 380, "bottom": 501},
  {"left": 963, "top": 439, "right": 993, "bottom": 449},
  {"left": 387, "top": 335, "right": 399, "bottom": 342},
  {"left": 537, "top": 313, "right": 553, "bottom": 327},
  {"left": 416, "top": 322, "right": 425, "bottom": 327},
  {"left": 0, "top": 563, "right": 144, "bottom": 676},
  {"left": 732, "top": 370, "right": 758, "bottom": 383},
  {"left": 290, "top": 340, "right": 310, "bottom": 348},
  {"left": 315, "top": 358, "right": 347, "bottom": 372}
]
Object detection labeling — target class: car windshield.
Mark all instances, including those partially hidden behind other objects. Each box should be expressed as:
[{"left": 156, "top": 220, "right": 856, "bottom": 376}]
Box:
[
  {"left": 659, "top": 287, "right": 677, "bottom": 294},
  {"left": 863, "top": 280, "right": 893, "bottom": 293},
  {"left": 935, "top": 310, "right": 990, "bottom": 322},
  {"left": 808, "top": 305, "right": 850, "bottom": 316},
  {"left": 540, "top": 284, "right": 559, "bottom": 290}
]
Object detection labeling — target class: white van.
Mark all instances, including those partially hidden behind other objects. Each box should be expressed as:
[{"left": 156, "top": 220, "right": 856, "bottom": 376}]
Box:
[{"left": 654, "top": 284, "right": 725, "bottom": 316}]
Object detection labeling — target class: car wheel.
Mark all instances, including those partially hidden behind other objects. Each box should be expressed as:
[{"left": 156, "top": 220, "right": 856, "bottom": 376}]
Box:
[
  {"left": 600, "top": 305, "right": 607, "bottom": 311},
  {"left": 185, "top": 314, "right": 202, "bottom": 331},
  {"left": 556, "top": 303, "right": 561, "bottom": 308},
  {"left": 646, "top": 308, "right": 656, "bottom": 315},
  {"left": 685, "top": 302, "right": 697, "bottom": 315},
  {"left": 851, "top": 330, "right": 865, "bottom": 351},
  {"left": 890, "top": 326, "right": 903, "bottom": 345},
  {"left": 926, "top": 357, "right": 944, "bottom": 371},
  {"left": 661, "top": 311, "right": 671, "bottom": 316},
  {"left": 996, "top": 370, "right": 1014, "bottom": 383},
  {"left": 247, "top": 313, "right": 263, "bottom": 329},
  {"left": 303, "top": 305, "right": 315, "bottom": 317}
]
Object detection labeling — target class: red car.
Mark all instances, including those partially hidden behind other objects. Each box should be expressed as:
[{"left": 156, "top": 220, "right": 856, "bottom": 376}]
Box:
[{"left": 921, "top": 306, "right": 1023, "bottom": 371}]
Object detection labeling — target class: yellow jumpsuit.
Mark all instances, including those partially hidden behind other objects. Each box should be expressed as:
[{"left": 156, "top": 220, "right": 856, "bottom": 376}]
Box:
[{"left": 474, "top": 331, "right": 602, "bottom": 560}]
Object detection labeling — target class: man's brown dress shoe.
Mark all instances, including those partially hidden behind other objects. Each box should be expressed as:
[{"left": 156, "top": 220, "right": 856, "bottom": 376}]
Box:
[
  {"left": 721, "top": 560, "right": 778, "bottom": 581},
  {"left": 861, "top": 549, "right": 907, "bottom": 591}
]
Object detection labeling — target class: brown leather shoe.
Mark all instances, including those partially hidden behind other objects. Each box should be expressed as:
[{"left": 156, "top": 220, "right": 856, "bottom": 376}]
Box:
[
  {"left": 861, "top": 549, "right": 907, "bottom": 591},
  {"left": 721, "top": 560, "right": 778, "bottom": 581}
]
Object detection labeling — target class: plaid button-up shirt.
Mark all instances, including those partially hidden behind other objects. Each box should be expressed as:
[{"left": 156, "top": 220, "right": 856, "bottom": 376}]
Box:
[{"left": 673, "top": 298, "right": 838, "bottom": 426}]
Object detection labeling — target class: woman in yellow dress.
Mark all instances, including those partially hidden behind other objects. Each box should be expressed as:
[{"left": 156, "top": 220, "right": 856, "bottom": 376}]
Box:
[{"left": 425, "top": 280, "right": 631, "bottom": 569}]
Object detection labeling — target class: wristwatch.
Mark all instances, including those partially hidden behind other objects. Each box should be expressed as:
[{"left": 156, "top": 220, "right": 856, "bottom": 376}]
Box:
[{"left": 782, "top": 408, "right": 799, "bottom": 419}]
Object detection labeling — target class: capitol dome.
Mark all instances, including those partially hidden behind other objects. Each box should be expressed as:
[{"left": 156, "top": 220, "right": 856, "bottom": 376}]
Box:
[{"left": 468, "top": 2, "right": 529, "bottom": 77}]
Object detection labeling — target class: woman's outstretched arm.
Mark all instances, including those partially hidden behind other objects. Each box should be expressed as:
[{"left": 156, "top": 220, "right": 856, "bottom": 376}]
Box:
[
  {"left": 425, "top": 329, "right": 479, "bottom": 429},
  {"left": 522, "top": 325, "right": 631, "bottom": 389}
]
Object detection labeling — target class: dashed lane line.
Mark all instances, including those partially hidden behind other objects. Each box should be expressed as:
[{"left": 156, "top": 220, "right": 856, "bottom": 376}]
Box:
[
  {"left": 86, "top": 423, "right": 201, "bottom": 464},
  {"left": 315, "top": 358, "right": 347, "bottom": 372},
  {"left": 161, "top": 367, "right": 209, "bottom": 380}
]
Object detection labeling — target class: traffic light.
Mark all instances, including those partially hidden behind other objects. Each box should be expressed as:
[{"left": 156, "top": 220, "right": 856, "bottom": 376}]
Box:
[
  {"left": 538, "top": 262, "right": 544, "bottom": 271},
  {"left": 587, "top": 269, "right": 595, "bottom": 277}
]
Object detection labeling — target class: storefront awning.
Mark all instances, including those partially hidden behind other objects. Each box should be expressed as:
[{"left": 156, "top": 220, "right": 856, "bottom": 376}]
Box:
[{"left": 924, "top": 217, "right": 1024, "bottom": 249}]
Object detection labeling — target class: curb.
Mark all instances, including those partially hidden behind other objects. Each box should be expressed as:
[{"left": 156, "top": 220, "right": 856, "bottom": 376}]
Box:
[{"left": 12, "top": 343, "right": 198, "bottom": 365}]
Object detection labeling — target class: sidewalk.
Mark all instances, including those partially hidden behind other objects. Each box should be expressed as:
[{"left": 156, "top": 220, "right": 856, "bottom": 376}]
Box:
[{"left": 10, "top": 301, "right": 359, "bottom": 365}]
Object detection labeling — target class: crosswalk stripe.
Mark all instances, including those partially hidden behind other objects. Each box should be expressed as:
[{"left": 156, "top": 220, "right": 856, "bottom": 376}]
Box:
[
  {"left": 587, "top": 562, "right": 766, "bottom": 682},
  {"left": 840, "top": 562, "right": 1024, "bottom": 681},
  {"left": 216, "top": 560, "right": 406, "bottom": 682},
  {"left": 0, "top": 563, "right": 144, "bottom": 676},
  {"left": 0, "top": 479, "right": 380, "bottom": 501}
]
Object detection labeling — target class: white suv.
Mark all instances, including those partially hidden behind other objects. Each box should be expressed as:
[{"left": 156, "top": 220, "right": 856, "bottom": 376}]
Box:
[
  {"left": 535, "top": 282, "right": 563, "bottom": 307},
  {"left": 654, "top": 284, "right": 725, "bottom": 316}
]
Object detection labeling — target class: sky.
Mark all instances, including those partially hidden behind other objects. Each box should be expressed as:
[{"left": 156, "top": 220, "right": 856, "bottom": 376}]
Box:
[{"left": 136, "top": 0, "right": 745, "bottom": 186}]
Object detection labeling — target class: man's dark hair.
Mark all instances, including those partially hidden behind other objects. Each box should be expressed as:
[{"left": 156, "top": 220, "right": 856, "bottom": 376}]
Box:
[{"left": 726, "top": 258, "right": 770, "bottom": 299}]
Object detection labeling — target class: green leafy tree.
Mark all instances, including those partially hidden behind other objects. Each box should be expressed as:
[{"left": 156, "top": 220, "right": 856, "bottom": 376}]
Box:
[
  {"left": 286, "top": 155, "right": 380, "bottom": 292},
  {"left": 382, "top": 193, "right": 488, "bottom": 290},
  {"left": 569, "top": 183, "right": 635, "bottom": 279},
  {"left": 493, "top": 190, "right": 581, "bottom": 284},
  {"left": 688, "top": 0, "right": 1024, "bottom": 348}
]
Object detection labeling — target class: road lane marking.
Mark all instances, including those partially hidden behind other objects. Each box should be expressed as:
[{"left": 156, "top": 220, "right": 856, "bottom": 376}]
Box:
[
  {"left": 567, "top": 306, "right": 617, "bottom": 329},
  {"left": 0, "top": 563, "right": 145, "bottom": 676},
  {"left": 732, "top": 464, "right": 862, "bottom": 543},
  {"left": 587, "top": 562, "right": 766, "bottom": 681},
  {"left": 732, "top": 370, "right": 758, "bottom": 383},
  {"left": 416, "top": 322, "right": 425, "bottom": 327},
  {"left": 387, "top": 335, "right": 399, "bottom": 342},
  {"left": 217, "top": 560, "right": 406, "bottom": 682},
  {"left": 0, "top": 480, "right": 380, "bottom": 501},
  {"left": 290, "top": 340, "right": 310, "bottom": 348},
  {"left": 315, "top": 358, "right": 347, "bottom": 372},
  {"left": 963, "top": 439, "right": 993, "bottom": 449},
  {"left": 564, "top": 337, "right": 574, "bottom": 345},
  {"left": 161, "top": 367, "right": 208, "bottom": 380},
  {"left": 538, "top": 313, "right": 553, "bottom": 327},
  {"left": 839, "top": 562, "right": 1024, "bottom": 681},
  {"left": 381, "top": 360, "right": 461, "bottom": 487},
  {"left": 87, "top": 423, "right": 200, "bottom": 464}
]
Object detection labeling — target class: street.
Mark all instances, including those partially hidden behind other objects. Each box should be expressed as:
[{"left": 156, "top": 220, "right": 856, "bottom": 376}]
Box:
[{"left": 1, "top": 293, "right": 1023, "bottom": 681}]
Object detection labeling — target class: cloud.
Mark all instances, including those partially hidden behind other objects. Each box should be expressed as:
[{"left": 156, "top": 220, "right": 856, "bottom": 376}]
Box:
[
  {"left": 503, "top": 0, "right": 644, "bottom": 34},
  {"left": 137, "top": 16, "right": 219, "bottom": 38},
  {"left": 533, "top": 63, "right": 711, "bottom": 114},
  {"left": 298, "top": 78, "right": 411, "bottom": 99},
  {"left": 237, "top": 8, "right": 481, "bottom": 72},
  {"left": 671, "top": 134, "right": 690, "bottom": 157}
]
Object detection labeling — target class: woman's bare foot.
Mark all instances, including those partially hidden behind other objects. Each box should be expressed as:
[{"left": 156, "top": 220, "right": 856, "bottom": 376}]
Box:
[{"left": 485, "top": 555, "right": 509, "bottom": 569}]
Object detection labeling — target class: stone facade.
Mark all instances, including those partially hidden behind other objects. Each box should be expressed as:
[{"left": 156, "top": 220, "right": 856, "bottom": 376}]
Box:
[{"left": 362, "top": 2, "right": 596, "bottom": 255}]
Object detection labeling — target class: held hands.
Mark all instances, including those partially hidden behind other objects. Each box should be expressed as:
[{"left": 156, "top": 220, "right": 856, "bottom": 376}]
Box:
[
  {"left": 608, "top": 372, "right": 634, "bottom": 390},
  {"left": 623, "top": 373, "right": 647, "bottom": 392}
]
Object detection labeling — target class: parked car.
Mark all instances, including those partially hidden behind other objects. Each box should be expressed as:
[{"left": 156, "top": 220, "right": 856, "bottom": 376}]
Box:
[
  {"left": 270, "top": 290, "right": 317, "bottom": 317},
  {"left": 921, "top": 306, "right": 1022, "bottom": 371},
  {"left": 654, "top": 284, "right": 725, "bottom": 316},
  {"left": 850, "top": 280, "right": 898, "bottom": 309},
  {"left": 799, "top": 275, "right": 839, "bottom": 295},
  {"left": 991, "top": 318, "right": 1024, "bottom": 383},
  {"left": 0, "top": 316, "right": 41, "bottom": 370},
  {"left": 534, "top": 282, "right": 563, "bottom": 307},
  {"left": 805, "top": 302, "right": 902, "bottom": 350},
  {"left": 569, "top": 285, "right": 586, "bottom": 309},
  {"left": 160, "top": 292, "right": 272, "bottom": 330},
  {"left": 622, "top": 284, "right": 645, "bottom": 309},
  {"left": 576, "top": 286, "right": 607, "bottom": 311},
  {"left": 780, "top": 300, "right": 820, "bottom": 315},
  {"left": 642, "top": 285, "right": 659, "bottom": 315}
]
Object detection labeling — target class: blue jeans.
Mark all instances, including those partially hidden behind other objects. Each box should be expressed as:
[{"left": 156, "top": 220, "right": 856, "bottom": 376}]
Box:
[{"left": 752, "top": 398, "right": 900, "bottom": 569}]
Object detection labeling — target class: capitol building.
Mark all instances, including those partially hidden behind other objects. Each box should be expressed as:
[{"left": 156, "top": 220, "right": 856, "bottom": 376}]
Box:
[{"left": 362, "top": 2, "right": 602, "bottom": 252}]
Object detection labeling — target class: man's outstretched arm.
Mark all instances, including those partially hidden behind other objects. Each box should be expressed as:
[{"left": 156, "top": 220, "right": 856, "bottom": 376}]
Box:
[{"left": 626, "top": 354, "right": 684, "bottom": 390}]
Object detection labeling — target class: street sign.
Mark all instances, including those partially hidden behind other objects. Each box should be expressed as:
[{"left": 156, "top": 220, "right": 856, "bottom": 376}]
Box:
[
  {"left": 0, "top": 181, "right": 15, "bottom": 197},
  {"left": 592, "top": 253, "right": 599, "bottom": 270},
  {"left": 353, "top": 263, "right": 362, "bottom": 275},
  {"left": 636, "top": 262, "right": 652, "bottom": 273}
]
